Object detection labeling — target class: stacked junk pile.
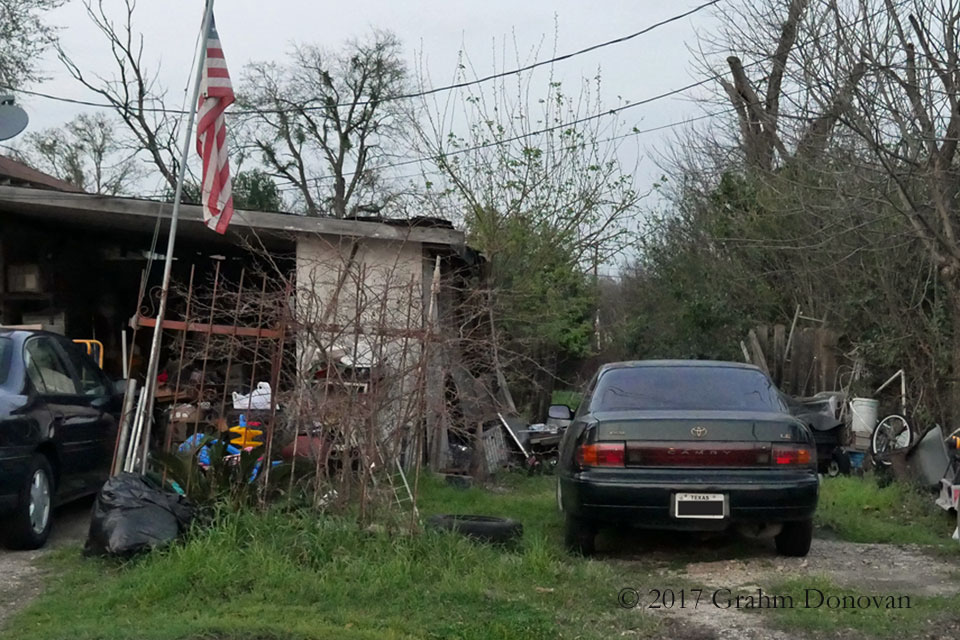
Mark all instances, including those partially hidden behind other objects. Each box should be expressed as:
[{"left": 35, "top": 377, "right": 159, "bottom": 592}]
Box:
[
  {"left": 743, "top": 307, "right": 960, "bottom": 539},
  {"left": 95, "top": 253, "right": 536, "bottom": 556}
]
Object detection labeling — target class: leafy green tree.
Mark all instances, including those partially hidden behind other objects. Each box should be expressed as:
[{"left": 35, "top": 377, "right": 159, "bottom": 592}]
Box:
[{"left": 165, "top": 169, "right": 283, "bottom": 212}]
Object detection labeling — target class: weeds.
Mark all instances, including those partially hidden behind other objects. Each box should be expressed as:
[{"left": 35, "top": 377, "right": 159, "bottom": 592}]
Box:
[
  {"left": 9, "top": 473, "right": 654, "bottom": 640},
  {"left": 816, "top": 475, "right": 956, "bottom": 546},
  {"left": 764, "top": 576, "right": 960, "bottom": 638}
]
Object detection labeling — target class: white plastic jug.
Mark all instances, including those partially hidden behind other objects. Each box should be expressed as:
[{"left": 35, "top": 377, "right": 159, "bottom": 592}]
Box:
[{"left": 232, "top": 381, "right": 273, "bottom": 410}]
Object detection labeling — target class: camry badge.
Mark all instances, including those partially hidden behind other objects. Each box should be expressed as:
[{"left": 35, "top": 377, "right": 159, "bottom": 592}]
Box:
[{"left": 691, "top": 426, "right": 708, "bottom": 438}]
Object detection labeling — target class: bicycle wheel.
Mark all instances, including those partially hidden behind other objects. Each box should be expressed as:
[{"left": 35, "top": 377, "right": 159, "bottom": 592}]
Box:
[{"left": 871, "top": 414, "right": 912, "bottom": 464}]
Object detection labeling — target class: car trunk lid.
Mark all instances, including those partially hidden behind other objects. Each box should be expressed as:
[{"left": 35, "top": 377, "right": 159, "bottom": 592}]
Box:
[{"left": 587, "top": 410, "right": 810, "bottom": 469}]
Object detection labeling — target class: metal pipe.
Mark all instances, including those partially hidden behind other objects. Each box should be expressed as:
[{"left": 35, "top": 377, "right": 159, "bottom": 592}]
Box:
[
  {"left": 121, "top": 329, "right": 129, "bottom": 380},
  {"left": 133, "top": 0, "right": 217, "bottom": 475},
  {"left": 875, "top": 369, "right": 904, "bottom": 395},
  {"left": 111, "top": 379, "right": 138, "bottom": 476}
]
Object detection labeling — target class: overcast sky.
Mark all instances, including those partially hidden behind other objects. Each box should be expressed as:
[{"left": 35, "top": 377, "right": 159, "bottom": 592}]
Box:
[{"left": 16, "top": 0, "right": 722, "bottom": 255}]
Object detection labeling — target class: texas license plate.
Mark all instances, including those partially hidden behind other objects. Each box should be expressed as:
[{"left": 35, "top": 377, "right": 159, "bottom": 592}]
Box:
[{"left": 674, "top": 493, "right": 726, "bottom": 519}]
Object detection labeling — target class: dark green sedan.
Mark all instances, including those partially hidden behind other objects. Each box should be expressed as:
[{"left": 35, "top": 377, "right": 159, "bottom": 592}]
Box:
[{"left": 554, "top": 360, "right": 819, "bottom": 556}]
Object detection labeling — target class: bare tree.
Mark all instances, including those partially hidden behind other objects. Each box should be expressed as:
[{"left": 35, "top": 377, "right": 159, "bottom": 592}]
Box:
[
  {"left": 688, "top": 0, "right": 870, "bottom": 171},
  {"left": 413, "top": 46, "right": 643, "bottom": 415},
  {"left": 0, "top": 0, "right": 64, "bottom": 90},
  {"left": 238, "top": 31, "right": 409, "bottom": 217},
  {"left": 652, "top": 0, "right": 960, "bottom": 422},
  {"left": 57, "top": 0, "right": 183, "bottom": 192},
  {"left": 814, "top": 0, "right": 960, "bottom": 415},
  {"left": 15, "top": 112, "right": 142, "bottom": 194}
]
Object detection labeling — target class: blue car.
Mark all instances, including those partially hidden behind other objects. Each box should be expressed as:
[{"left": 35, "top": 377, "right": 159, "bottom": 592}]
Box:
[{"left": 0, "top": 330, "right": 122, "bottom": 549}]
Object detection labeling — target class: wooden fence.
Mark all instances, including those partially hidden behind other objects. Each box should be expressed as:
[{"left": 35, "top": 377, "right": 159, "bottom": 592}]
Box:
[{"left": 743, "top": 324, "right": 844, "bottom": 398}]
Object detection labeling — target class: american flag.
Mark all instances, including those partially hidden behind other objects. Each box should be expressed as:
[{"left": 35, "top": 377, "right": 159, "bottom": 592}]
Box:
[{"left": 196, "top": 15, "right": 235, "bottom": 234}]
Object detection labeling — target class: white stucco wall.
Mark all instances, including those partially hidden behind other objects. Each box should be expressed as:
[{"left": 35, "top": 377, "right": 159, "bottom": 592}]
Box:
[{"left": 295, "top": 233, "right": 425, "bottom": 335}]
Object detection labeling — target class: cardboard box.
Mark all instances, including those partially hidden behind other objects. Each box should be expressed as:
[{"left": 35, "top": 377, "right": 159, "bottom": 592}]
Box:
[{"left": 7, "top": 264, "right": 42, "bottom": 293}]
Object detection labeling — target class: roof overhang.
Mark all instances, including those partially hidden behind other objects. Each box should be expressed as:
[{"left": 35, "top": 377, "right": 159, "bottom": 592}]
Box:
[{"left": 0, "top": 186, "right": 465, "bottom": 248}]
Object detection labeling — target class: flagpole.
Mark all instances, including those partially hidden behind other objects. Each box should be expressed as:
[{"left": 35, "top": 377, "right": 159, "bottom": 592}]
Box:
[{"left": 130, "top": 0, "right": 217, "bottom": 474}]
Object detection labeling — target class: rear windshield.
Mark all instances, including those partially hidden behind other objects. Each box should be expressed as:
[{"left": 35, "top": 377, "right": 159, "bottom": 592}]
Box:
[
  {"left": 0, "top": 338, "right": 11, "bottom": 386},
  {"left": 591, "top": 366, "right": 785, "bottom": 412}
]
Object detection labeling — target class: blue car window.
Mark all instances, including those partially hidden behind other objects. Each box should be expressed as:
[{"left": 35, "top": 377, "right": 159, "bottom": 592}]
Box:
[{"left": 24, "top": 338, "right": 79, "bottom": 395}]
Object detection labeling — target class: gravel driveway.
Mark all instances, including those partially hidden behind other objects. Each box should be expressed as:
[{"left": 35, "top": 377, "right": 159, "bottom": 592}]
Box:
[
  {"left": 601, "top": 529, "right": 960, "bottom": 640},
  {"left": 0, "top": 497, "right": 92, "bottom": 633}
]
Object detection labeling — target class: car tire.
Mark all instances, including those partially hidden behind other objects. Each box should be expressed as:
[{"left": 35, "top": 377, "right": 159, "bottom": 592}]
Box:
[
  {"left": 564, "top": 514, "right": 596, "bottom": 556},
  {"left": 3, "top": 455, "right": 55, "bottom": 550},
  {"left": 426, "top": 514, "right": 523, "bottom": 545},
  {"left": 775, "top": 519, "right": 813, "bottom": 557},
  {"left": 827, "top": 449, "right": 852, "bottom": 477}
]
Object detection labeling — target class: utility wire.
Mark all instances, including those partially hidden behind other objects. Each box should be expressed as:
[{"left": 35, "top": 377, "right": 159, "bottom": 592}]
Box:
[
  {"left": 276, "top": 1, "right": 900, "bottom": 190},
  {"left": 0, "top": 0, "right": 720, "bottom": 116}
]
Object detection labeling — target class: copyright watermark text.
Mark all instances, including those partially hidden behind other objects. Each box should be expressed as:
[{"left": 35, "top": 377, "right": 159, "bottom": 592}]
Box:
[{"left": 617, "top": 587, "right": 911, "bottom": 610}]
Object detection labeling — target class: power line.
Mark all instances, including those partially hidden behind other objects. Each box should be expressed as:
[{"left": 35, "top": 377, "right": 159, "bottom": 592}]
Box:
[
  {"left": 1, "top": 0, "right": 720, "bottom": 117},
  {"left": 275, "top": 100, "right": 743, "bottom": 193},
  {"left": 276, "top": 1, "right": 899, "bottom": 190}
]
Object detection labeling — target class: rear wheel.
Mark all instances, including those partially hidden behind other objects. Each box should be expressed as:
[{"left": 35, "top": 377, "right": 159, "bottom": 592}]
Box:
[
  {"left": 871, "top": 414, "right": 912, "bottom": 464},
  {"left": 564, "top": 514, "right": 596, "bottom": 556},
  {"left": 775, "top": 519, "right": 813, "bottom": 557},
  {"left": 826, "top": 449, "right": 852, "bottom": 477},
  {"left": 3, "top": 455, "right": 55, "bottom": 550}
]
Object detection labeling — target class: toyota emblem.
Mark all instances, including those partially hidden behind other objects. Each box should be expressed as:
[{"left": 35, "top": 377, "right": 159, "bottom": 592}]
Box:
[{"left": 691, "top": 426, "right": 708, "bottom": 438}]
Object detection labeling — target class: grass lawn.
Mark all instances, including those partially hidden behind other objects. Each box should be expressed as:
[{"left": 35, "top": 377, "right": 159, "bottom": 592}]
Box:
[
  {"left": 815, "top": 474, "right": 957, "bottom": 546},
  {"left": 6, "top": 474, "right": 657, "bottom": 640},
  {"left": 9, "top": 472, "right": 959, "bottom": 640}
]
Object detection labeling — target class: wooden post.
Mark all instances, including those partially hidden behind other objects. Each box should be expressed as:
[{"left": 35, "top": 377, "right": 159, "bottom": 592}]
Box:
[
  {"left": 773, "top": 325, "right": 786, "bottom": 386},
  {"left": 747, "top": 329, "right": 770, "bottom": 376}
]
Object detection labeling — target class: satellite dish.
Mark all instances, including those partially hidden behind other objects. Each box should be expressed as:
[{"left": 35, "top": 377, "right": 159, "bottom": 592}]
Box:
[{"left": 0, "top": 96, "right": 29, "bottom": 141}]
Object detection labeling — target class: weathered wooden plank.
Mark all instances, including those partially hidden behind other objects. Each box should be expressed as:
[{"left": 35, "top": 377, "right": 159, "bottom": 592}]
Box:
[
  {"left": 747, "top": 329, "right": 770, "bottom": 375},
  {"left": 131, "top": 315, "right": 282, "bottom": 339},
  {"left": 756, "top": 325, "right": 771, "bottom": 370},
  {"left": 773, "top": 324, "right": 786, "bottom": 386},
  {"left": 797, "top": 328, "right": 816, "bottom": 396},
  {"left": 819, "top": 328, "right": 840, "bottom": 391}
]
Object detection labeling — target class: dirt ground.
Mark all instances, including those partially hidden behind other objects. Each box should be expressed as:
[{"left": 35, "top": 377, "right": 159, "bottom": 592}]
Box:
[
  {"left": 603, "top": 531, "right": 960, "bottom": 640},
  {"left": 0, "top": 497, "right": 92, "bottom": 633}
]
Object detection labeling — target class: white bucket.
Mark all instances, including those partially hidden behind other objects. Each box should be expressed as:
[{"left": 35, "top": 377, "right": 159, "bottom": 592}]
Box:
[{"left": 850, "top": 397, "right": 879, "bottom": 435}]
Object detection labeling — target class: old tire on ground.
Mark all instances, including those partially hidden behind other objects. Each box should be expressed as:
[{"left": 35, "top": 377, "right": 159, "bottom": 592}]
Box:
[
  {"left": 427, "top": 514, "right": 523, "bottom": 545},
  {"left": 3, "top": 455, "right": 55, "bottom": 550},
  {"left": 775, "top": 519, "right": 813, "bottom": 557},
  {"left": 564, "top": 514, "right": 596, "bottom": 556}
]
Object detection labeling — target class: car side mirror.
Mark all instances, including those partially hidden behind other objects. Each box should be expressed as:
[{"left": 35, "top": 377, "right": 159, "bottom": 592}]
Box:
[{"left": 548, "top": 404, "right": 574, "bottom": 421}]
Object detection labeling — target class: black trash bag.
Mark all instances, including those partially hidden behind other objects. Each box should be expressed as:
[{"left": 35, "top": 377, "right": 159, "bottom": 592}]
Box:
[{"left": 84, "top": 472, "right": 195, "bottom": 558}]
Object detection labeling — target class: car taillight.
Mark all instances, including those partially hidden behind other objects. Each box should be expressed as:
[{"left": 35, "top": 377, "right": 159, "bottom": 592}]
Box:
[
  {"left": 772, "top": 445, "right": 814, "bottom": 466},
  {"left": 576, "top": 443, "right": 625, "bottom": 467}
]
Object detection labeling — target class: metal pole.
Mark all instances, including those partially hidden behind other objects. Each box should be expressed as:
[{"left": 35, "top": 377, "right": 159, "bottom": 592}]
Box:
[
  {"left": 132, "top": 0, "right": 217, "bottom": 474},
  {"left": 121, "top": 329, "right": 129, "bottom": 380}
]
